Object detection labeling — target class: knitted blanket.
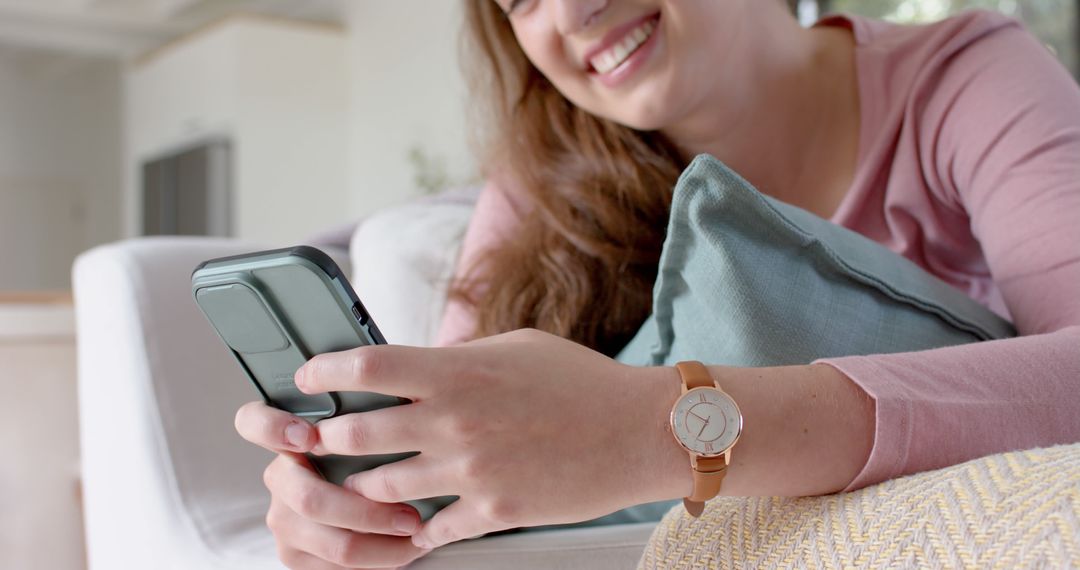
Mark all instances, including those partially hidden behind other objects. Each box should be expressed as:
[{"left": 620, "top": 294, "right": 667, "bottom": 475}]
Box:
[{"left": 638, "top": 443, "right": 1080, "bottom": 569}]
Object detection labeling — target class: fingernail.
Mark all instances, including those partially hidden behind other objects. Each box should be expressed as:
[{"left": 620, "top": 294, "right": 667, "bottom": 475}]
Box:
[
  {"left": 393, "top": 511, "right": 419, "bottom": 535},
  {"left": 285, "top": 422, "right": 309, "bottom": 448},
  {"left": 294, "top": 366, "right": 305, "bottom": 390}
]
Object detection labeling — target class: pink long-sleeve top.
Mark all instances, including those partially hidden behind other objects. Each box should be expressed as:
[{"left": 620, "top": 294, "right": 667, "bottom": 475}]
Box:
[{"left": 435, "top": 10, "right": 1080, "bottom": 493}]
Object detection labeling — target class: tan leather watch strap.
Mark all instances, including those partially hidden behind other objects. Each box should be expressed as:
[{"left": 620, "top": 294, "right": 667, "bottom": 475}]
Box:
[
  {"left": 676, "top": 361, "right": 714, "bottom": 390},
  {"left": 689, "top": 456, "right": 728, "bottom": 501},
  {"left": 675, "top": 361, "right": 730, "bottom": 517}
]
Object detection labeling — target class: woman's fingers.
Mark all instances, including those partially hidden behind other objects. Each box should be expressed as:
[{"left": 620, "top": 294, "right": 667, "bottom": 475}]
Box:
[
  {"left": 311, "top": 401, "right": 427, "bottom": 457},
  {"left": 296, "top": 344, "right": 480, "bottom": 400},
  {"left": 264, "top": 453, "right": 423, "bottom": 537},
  {"left": 411, "top": 496, "right": 495, "bottom": 551},
  {"left": 341, "top": 454, "right": 456, "bottom": 505},
  {"left": 235, "top": 400, "right": 316, "bottom": 453},
  {"left": 268, "top": 494, "right": 430, "bottom": 569},
  {"left": 276, "top": 546, "right": 348, "bottom": 570}
]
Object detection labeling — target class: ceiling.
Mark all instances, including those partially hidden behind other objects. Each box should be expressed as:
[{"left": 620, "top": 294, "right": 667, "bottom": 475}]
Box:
[{"left": 0, "top": 0, "right": 348, "bottom": 60}]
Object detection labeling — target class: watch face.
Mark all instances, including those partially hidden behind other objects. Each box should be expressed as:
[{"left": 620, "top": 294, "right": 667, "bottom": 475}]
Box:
[{"left": 671, "top": 387, "right": 742, "bottom": 456}]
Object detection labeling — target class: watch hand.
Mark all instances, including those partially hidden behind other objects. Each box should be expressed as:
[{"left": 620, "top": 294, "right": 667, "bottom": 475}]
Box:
[
  {"left": 689, "top": 411, "right": 707, "bottom": 422},
  {"left": 697, "top": 417, "right": 710, "bottom": 438}
]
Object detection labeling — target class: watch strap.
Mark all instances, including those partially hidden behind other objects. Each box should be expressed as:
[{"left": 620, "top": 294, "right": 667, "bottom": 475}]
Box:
[
  {"left": 676, "top": 360, "right": 715, "bottom": 390},
  {"left": 675, "top": 361, "right": 728, "bottom": 518},
  {"left": 684, "top": 455, "right": 728, "bottom": 516},
  {"left": 689, "top": 456, "right": 728, "bottom": 499}
]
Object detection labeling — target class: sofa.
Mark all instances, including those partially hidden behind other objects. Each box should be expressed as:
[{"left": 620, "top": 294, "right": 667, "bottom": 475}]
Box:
[
  {"left": 73, "top": 191, "right": 1080, "bottom": 569},
  {"left": 73, "top": 190, "right": 660, "bottom": 569}
]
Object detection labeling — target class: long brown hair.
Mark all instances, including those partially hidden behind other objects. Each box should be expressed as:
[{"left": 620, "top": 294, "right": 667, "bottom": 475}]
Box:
[{"left": 453, "top": 1, "right": 687, "bottom": 356}]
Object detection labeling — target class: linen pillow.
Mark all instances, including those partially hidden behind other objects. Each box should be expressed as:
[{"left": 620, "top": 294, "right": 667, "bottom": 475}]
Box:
[
  {"left": 637, "top": 441, "right": 1080, "bottom": 569},
  {"left": 615, "top": 153, "right": 1015, "bottom": 368},
  {"left": 528, "top": 153, "right": 1015, "bottom": 532}
]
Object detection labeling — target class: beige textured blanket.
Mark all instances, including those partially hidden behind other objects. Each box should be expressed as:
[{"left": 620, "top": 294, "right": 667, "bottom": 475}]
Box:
[{"left": 639, "top": 443, "right": 1080, "bottom": 569}]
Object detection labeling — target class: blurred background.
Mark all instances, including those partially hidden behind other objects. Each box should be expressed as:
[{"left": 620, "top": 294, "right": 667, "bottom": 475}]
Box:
[
  {"left": 1, "top": 2, "right": 471, "bottom": 569},
  {"left": 0, "top": 1, "right": 1076, "bottom": 569},
  {"left": 805, "top": 0, "right": 1077, "bottom": 73},
  {"left": 0, "top": 0, "right": 474, "bottom": 295},
  {"left": 0, "top": 0, "right": 1076, "bottom": 294}
]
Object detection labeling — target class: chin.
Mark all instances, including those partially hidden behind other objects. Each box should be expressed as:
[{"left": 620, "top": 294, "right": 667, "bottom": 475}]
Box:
[
  {"left": 600, "top": 82, "right": 681, "bottom": 132},
  {"left": 609, "top": 103, "right": 675, "bottom": 132},
  {"left": 567, "top": 83, "right": 677, "bottom": 132}
]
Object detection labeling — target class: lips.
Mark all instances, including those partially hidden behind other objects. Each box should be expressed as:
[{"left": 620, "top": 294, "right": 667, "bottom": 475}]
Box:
[{"left": 581, "top": 12, "right": 661, "bottom": 74}]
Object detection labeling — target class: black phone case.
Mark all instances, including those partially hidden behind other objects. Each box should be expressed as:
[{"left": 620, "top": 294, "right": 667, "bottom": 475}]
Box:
[{"left": 191, "top": 245, "right": 457, "bottom": 521}]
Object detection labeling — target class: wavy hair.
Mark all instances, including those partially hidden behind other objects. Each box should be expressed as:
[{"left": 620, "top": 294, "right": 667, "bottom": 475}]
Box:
[{"left": 452, "top": 1, "right": 687, "bottom": 356}]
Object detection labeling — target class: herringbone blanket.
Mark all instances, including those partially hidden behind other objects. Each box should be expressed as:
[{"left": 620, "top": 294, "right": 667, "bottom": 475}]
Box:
[{"left": 638, "top": 443, "right": 1080, "bottom": 569}]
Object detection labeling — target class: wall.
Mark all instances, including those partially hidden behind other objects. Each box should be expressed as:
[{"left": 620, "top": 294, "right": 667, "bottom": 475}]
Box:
[
  {"left": 124, "top": 6, "right": 477, "bottom": 244},
  {"left": 344, "top": 2, "right": 479, "bottom": 216},
  {"left": 125, "top": 16, "right": 351, "bottom": 245},
  {"left": 232, "top": 19, "right": 352, "bottom": 242},
  {"left": 0, "top": 49, "right": 123, "bottom": 290},
  {"left": 0, "top": 5, "right": 477, "bottom": 292}
]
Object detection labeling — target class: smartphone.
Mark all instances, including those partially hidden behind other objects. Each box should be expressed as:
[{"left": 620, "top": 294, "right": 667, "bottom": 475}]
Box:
[{"left": 191, "top": 245, "right": 458, "bottom": 521}]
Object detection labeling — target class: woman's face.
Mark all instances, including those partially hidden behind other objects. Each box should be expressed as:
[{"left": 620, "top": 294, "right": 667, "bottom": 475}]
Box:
[{"left": 498, "top": 0, "right": 751, "bottom": 131}]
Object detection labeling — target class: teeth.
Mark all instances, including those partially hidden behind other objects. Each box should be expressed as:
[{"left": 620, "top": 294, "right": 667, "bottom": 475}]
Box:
[
  {"left": 590, "top": 18, "right": 656, "bottom": 75},
  {"left": 613, "top": 43, "right": 630, "bottom": 67}
]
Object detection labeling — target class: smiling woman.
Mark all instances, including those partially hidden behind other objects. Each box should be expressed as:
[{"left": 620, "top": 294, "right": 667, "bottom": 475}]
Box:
[
  {"left": 450, "top": 0, "right": 840, "bottom": 353},
  {"left": 443, "top": 0, "right": 1078, "bottom": 551},
  {"left": 230, "top": 0, "right": 1080, "bottom": 567},
  {"left": 450, "top": 1, "right": 690, "bottom": 358}
]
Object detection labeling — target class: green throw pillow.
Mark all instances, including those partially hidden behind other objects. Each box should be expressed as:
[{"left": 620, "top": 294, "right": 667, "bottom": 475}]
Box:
[{"left": 524, "top": 154, "right": 1015, "bottom": 532}]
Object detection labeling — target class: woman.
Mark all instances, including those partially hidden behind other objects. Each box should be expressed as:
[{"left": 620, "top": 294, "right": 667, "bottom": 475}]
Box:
[{"left": 236, "top": 0, "right": 1080, "bottom": 568}]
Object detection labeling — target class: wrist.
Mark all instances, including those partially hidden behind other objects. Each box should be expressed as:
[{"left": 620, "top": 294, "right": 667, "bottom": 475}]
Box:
[
  {"left": 636, "top": 365, "right": 695, "bottom": 503},
  {"left": 697, "top": 363, "right": 873, "bottom": 496}
]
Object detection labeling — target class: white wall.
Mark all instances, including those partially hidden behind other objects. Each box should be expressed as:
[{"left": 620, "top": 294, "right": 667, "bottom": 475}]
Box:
[
  {"left": 125, "top": 17, "right": 351, "bottom": 244},
  {"left": 232, "top": 19, "right": 352, "bottom": 242},
  {"left": 0, "top": 49, "right": 123, "bottom": 290},
  {"left": 125, "top": 6, "right": 478, "bottom": 245},
  {"left": 344, "top": 2, "right": 478, "bottom": 216},
  {"left": 0, "top": 5, "right": 478, "bottom": 292}
]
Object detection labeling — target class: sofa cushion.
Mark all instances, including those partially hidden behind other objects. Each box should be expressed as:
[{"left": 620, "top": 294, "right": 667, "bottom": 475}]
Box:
[
  {"left": 615, "top": 153, "right": 1015, "bottom": 368},
  {"left": 349, "top": 187, "right": 480, "bottom": 347}
]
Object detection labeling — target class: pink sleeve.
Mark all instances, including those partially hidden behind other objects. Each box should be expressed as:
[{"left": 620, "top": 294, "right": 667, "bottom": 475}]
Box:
[
  {"left": 816, "top": 24, "right": 1080, "bottom": 492},
  {"left": 434, "top": 177, "right": 526, "bottom": 347}
]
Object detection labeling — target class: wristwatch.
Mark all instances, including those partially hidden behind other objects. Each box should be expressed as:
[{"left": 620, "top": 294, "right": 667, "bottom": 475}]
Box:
[{"left": 669, "top": 361, "right": 743, "bottom": 517}]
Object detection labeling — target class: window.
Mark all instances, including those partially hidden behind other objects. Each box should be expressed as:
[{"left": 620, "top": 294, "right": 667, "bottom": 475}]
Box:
[{"left": 806, "top": 0, "right": 1079, "bottom": 76}]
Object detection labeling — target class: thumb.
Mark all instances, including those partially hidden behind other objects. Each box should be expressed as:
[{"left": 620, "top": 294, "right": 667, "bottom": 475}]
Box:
[{"left": 411, "top": 499, "right": 492, "bottom": 550}]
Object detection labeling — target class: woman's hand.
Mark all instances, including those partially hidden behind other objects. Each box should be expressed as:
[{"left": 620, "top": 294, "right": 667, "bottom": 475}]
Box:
[
  {"left": 295, "top": 329, "right": 683, "bottom": 551},
  {"left": 234, "top": 402, "right": 435, "bottom": 569},
  {"left": 234, "top": 327, "right": 875, "bottom": 565}
]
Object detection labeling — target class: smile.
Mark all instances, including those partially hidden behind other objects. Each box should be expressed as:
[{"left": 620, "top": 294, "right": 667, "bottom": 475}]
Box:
[{"left": 588, "top": 14, "right": 660, "bottom": 76}]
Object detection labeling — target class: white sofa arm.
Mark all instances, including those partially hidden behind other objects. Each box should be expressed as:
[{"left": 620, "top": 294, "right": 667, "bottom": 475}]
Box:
[
  {"left": 73, "top": 237, "right": 313, "bottom": 570},
  {"left": 74, "top": 234, "right": 658, "bottom": 570}
]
